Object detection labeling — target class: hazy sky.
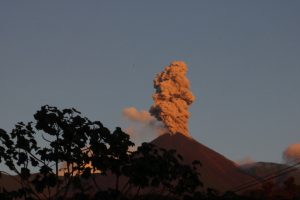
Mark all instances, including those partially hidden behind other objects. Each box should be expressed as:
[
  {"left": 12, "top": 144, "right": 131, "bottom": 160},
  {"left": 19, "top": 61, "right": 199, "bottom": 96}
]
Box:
[{"left": 1, "top": 1, "right": 300, "bottom": 164}]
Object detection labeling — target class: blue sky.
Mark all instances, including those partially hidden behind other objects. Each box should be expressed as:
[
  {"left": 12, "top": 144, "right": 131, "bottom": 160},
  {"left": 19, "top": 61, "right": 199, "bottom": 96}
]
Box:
[{"left": 1, "top": 1, "right": 300, "bottom": 164}]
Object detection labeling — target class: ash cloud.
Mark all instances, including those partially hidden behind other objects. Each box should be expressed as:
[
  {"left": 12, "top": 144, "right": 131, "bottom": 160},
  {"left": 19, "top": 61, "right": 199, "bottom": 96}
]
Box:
[
  {"left": 235, "top": 156, "right": 255, "bottom": 166},
  {"left": 122, "top": 107, "right": 155, "bottom": 123},
  {"left": 122, "top": 107, "right": 166, "bottom": 142},
  {"left": 283, "top": 143, "right": 300, "bottom": 164},
  {"left": 149, "top": 61, "right": 195, "bottom": 137}
]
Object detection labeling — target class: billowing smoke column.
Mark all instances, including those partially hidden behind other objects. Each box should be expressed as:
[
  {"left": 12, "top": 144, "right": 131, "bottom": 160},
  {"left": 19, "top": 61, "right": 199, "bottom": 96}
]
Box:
[{"left": 150, "top": 61, "right": 195, "bottom": 137}]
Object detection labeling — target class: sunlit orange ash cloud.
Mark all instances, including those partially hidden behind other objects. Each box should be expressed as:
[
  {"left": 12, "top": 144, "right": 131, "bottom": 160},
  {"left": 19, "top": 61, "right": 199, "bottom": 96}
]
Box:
[
  {"left": 150, "top": 61, "right": 195, "bottom": 137},
  {"left": 283, "top": 143, "right": 300, "bottom": 164},
  {"left": 122, "top": 107, "right": 166, "bottom": 137},
  {"left": 122, "top": 107, "right": 155, "bottom": 123}
]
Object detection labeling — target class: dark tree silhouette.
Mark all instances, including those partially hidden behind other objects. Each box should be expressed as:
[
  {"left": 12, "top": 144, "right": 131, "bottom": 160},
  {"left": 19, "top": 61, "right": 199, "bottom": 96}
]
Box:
[
  {"left": 122, "top": 143, "right": 202, "bottom": 198},
  {"left": 0, "top": 105, "right": 203, "bottom": 200}
]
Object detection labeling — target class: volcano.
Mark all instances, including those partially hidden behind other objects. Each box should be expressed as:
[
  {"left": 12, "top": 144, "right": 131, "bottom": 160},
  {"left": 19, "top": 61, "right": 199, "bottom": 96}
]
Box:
[{"left": 151, "top": 133, "right": 259, "bottom": 192}]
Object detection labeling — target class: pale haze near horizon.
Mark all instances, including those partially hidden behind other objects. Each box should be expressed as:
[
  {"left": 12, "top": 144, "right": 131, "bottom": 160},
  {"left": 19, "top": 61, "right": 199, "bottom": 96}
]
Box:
[{"left": 1, "top": 1, "right": 300, "bottom": 166}]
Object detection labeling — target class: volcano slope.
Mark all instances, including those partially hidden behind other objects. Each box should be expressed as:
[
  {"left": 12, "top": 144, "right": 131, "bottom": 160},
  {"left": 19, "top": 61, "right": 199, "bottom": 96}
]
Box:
[{"left": 151, "top": 133, "right": 259, "bottom": 193}]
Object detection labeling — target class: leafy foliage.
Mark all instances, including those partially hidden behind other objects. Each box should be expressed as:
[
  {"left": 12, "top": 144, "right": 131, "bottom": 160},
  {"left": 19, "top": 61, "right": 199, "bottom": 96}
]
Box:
[{"left": 0, "top": 105, "right": 202, "bottom": 200}]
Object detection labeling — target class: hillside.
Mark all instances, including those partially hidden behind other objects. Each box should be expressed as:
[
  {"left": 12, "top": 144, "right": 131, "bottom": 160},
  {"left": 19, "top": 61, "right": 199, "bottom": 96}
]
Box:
[
  {"left": 240, "top": 162, "right": 300, "bottom": 186},
  {"left": 151, "top": 133, "right": 258, "bottom": 192}
]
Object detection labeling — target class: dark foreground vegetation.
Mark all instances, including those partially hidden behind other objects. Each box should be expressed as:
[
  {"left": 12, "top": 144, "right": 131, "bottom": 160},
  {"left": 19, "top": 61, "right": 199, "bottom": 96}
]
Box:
[{"left": 0, "top": 105, "right": 299, "bottom": 200}]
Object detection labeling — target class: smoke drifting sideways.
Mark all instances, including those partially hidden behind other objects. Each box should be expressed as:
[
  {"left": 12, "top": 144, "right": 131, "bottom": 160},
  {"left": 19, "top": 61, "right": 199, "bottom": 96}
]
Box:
[
  {"left": 150, "top": 61, "right": 195, "bottom": 137},
  {"left": 123, "top": 107, "right": 154, "bottom": 123},
  {"left": 235, "top": 156, "right": 255, "bottom": 166},
  {"left": 122, "top": 107, "right": 166, "bottom": 142},
  {"left": 283, "top": 143, "right": 300, "bottom": 164}
]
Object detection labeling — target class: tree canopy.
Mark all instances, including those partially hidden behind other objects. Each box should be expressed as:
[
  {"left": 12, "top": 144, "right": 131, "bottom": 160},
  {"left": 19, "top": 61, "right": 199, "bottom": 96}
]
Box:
[{"left": 0, "top": 105, "right": 202, "bottom": 200}]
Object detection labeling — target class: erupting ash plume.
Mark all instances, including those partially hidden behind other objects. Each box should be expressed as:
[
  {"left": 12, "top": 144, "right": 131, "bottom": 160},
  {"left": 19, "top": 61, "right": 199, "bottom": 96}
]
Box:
[
  {"left": 150, "top": 61, "right": 195, "bottom": 137},
  {"left": 283, "top": 143, "right": 300, "bottom": 164}
]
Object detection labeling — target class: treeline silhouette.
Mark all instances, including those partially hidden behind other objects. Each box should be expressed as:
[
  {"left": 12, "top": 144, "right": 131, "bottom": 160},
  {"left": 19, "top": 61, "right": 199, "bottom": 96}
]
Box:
[{"left": 0, "top": 105, "right": 299, "bottom": 200}]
